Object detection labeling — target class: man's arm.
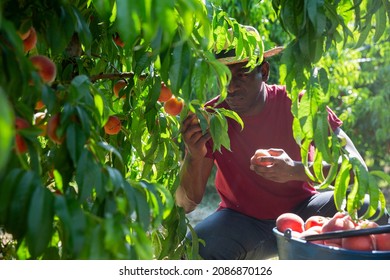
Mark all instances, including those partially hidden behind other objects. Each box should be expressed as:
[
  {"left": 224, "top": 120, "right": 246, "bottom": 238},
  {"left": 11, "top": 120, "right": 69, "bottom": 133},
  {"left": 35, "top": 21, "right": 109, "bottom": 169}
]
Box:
[
  {"left": 176, "top": 153, "right": 214, "bottom": 213},
  {"left": 175, "top": 114, "right": 214, "bottom": 213}
]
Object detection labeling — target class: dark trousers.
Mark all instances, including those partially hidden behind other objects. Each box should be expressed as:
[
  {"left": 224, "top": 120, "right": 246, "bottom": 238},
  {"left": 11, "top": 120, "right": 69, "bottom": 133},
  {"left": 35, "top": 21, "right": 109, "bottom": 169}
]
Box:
[{"left": 188, "top": 191, "right": 389, "bottom": 260}]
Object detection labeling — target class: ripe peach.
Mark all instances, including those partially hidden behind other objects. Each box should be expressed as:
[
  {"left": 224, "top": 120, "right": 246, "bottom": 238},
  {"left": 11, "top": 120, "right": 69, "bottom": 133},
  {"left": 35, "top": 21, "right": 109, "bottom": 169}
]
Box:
[
  {"left": 15, "top": 117, "right": 30, "bottom": 154},
  {"left": 341, "top": 235, "right": 376, "bottom": 251},
  {"left": 29, "top": 55, "right": 57, "bottom": 84},
  {"left": 113, "top": 80, "right": 127, "bottom": 99},
  {"left": 35, "top": 100, "right": 45, "bottom": 110},
  {"left": 322, "top": 212, "right": 356, "bottom": 246},
  {"left": 104, "top": 116, "right": 121, "bottom": 135},
  {"left": 18, "top": 27, "right": 32, "bottom": 40},
  {"left": 15, "top": 134, "right": 28, "bottom": 154},
  {"left": 47, "top": 113, "right": 64, "bottom": 144},
  {"left": 23, "top": 27, "right": 37, "bottom": 52},
  {"left": 276, "top": 212, "right": 305, "bottom": 233},
  {"left": 158, "top": 83, "right": 173, "bottom": 102},
  {"left": 164, "top": 96, "right": 183, "bottom": 116},
  {"left": 374, "top": 233, "right": 390, "bottom": 251},
  {"left": 357, "top": 219, "right": 379, "bottom": 229},
  {"left": 15, "top": 117, "right": 30, "bottom": 130},
  {"left": 304, "top": 215, "right": 328, "bottom": 230},
  {"left": 253, "top": 149, "right": 273, "bottom": 167}
]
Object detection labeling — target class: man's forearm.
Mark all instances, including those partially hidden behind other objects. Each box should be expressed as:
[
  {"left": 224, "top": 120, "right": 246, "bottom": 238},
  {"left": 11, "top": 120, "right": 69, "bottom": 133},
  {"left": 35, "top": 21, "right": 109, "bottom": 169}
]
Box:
[{"left": 175, "top": 154, "right": 213, "bottom": 213}]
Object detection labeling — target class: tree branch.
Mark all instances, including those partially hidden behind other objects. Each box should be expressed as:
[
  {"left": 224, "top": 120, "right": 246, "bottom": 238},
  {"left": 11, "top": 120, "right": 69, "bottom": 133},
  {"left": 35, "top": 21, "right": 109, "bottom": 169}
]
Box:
[{"left": 90, "top": 72, "right": 147, "bottom": 83}]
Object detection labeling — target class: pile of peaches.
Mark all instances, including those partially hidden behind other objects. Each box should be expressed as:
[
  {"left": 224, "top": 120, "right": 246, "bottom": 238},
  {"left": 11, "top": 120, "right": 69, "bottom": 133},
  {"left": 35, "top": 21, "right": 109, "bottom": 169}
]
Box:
[{"left": 276, "top": 212, "right": 390, "bottom": 251}]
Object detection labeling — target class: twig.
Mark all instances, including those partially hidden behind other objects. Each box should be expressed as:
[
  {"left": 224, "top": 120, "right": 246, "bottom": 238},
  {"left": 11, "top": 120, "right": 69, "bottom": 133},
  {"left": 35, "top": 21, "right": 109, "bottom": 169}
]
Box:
[{"left": 90, "top": 72, "right": 147, "bottom": 83}]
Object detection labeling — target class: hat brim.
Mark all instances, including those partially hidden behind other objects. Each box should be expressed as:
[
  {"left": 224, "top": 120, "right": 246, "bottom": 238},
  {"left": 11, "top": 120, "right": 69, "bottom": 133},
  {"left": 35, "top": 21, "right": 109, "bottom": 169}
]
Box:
[{"left": 217, "top": 46, "right": 284, "bottom": 65}]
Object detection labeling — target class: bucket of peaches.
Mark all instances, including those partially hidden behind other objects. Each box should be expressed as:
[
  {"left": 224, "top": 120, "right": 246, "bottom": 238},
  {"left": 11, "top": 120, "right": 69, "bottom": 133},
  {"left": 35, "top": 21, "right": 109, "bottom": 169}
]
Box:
[{"left": 273, "top": 212, "right": 390, "bottom": 260}]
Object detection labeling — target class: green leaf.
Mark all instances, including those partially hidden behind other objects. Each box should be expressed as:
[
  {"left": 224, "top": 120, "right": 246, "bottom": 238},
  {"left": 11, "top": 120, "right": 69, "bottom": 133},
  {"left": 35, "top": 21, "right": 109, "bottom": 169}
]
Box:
[
  {"left": 97, "top": 141, "right": 123, "bottom": 164},
  {"left": 355, "top": 22, "right": 371, "bottom": 48},
  {"left": 132, "top": 224, "right": 153, "bottom": 259},
  {"left": 373, "top": 5, "right": 387, "bottom": 42},
  {"left": 66, "top": 123, "right": 87, "bottom": 166},
  {"left": 217, "top": 108, "right": 244, "bottom": 130},
  {"left": 92, "top": 0, "right": 115, "bottom": 21},
  {"left": 132, "top": 182, "right": 151, "bottom": 231},
  {"left": 360, "top": 174, "right": 381, "bottom": 220},
  {"left": 0, "top": 168, "right": 24, "bottom": 225},
  {"left": 333, "top": 156, "right": 352, "bottom": 211},
  {"left": 71, "top": 6, "right": 92, "bottom": 50},
  {"left": 5, "top": 171, "right": 36, "bottom": 240},
  {"left": 370, "top": 170, "right": 390, "bottom": 184},
  {"left": 26, "top": 186, "right": 54, "bottom": 258},
  {"left": 312, "top": 149, "right": 325, "bottom": 182},
  {"left": 314, "top": 112, "right": 332, "bottom": 163},
  {"left": 117, "top": 0, "right": 142, "bottom": 47},
  {"left": 314, "top": 162, "right": 337, "bottom": 190},
  {"left": 209, "top": 112, "right": 230, "bottom": 152},
  {"left": 0, "top": 87, "right": 13, "bottom": 170}
]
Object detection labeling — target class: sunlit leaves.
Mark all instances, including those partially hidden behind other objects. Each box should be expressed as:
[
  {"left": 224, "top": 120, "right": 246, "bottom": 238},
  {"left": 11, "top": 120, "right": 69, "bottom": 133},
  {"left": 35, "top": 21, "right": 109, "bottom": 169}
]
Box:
[{"left": 0, "top": 87, "right": 14, "bottom": 170}]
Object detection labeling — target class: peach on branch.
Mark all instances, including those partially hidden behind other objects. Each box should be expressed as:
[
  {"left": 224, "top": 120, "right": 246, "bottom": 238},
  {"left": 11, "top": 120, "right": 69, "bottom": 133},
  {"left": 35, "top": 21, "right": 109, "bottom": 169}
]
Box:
[
  {"left": 29, "top": 55, "right": 57, "bottom": 84},
  {"left": 113, "top": 33, "right": 125, "bottom": 47},
  {"left": 164, "top": 96, "right": 184, "bottom": 116},
  {"left": 113, "top": 80, "right": 127, "bottom": 99},
  {"left": 15, "top": 117, "right": 30, "bottom": 154},
  {"left": 22, "top": 27, "right": 37, "bottom": 53},
  {"left": 104, "top": 116, "right": 121, "bottom": 135},
  {"left": 47, "top": 113, "right": 64, "bottom": 144}
]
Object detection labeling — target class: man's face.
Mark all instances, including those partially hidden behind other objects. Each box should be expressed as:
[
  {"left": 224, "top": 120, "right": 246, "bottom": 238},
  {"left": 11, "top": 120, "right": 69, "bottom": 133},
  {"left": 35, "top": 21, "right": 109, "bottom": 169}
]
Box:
[{"left": 225, "top": 62, "right": 265, "bottom": 116}]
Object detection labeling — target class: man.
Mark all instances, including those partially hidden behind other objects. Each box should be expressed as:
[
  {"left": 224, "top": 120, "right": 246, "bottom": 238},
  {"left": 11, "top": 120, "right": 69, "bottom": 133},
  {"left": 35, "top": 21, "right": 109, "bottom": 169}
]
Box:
[{"left": 176, "top": 25, "right": 388, "bottom": 260}]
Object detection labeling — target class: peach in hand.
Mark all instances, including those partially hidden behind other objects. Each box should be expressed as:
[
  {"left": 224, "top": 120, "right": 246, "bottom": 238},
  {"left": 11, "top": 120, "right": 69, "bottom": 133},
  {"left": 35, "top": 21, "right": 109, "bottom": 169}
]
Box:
[{"left": 252, "top": 149, "right": 273, "bottom": 167}]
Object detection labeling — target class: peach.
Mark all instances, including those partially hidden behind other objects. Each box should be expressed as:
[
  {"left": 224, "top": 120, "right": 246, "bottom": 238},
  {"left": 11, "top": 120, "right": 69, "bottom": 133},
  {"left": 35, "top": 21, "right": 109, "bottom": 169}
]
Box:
[
  {"left": 104, "top": 116, "right": 121, "bottom": 135},
  {"left": 341, "top": 235, "right": 376, "bottom": 251},
  {"left": 23, "top": 27, "right": 37, "bottom": 52},
  {"left": 113, "top": 80, "right": 127, "bottom": 99},
  {"left": 29, "top": 55, "right": 57, "bottom": 84},
  {"left": 276, "top": 212, "right": 305, "bottom": 233},
  {"left": 47, "top": 113, "right": 64, "bottom": 144},
  {"left": 15, "top": 117, "right": 30, "bottom": 154},
  {"left": 18, "top": 27, "right": 32, "bottom": 40},
  {"left": 35, "top": 100, "right": 45, "bottom": 110},
  {"left": 374, "top": 233, "right": 390, "bottom": 251},
  {"left": 253, "top": 149, "right": 273, "bottom": 167},
  {"left": 113, "top": 33, "right": 124, "bottom": 47},
  {"left": 164, "top": 96, "right": 183, "bottom": 116},
  {"left": 158, "top": 83, "right": 173, "bottom": 102},
  {"left": 322, "top": 212, "right": 356, "bottom": 246},
  {"left": 304, "top": 215, "right": 329, "bottom": 230}
]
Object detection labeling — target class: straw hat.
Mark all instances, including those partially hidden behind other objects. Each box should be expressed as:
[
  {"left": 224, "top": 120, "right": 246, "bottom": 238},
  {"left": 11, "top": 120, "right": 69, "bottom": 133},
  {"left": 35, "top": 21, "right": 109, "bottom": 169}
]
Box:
[{"left": 215, "top": 25, "right": 284, "bottom": 65}]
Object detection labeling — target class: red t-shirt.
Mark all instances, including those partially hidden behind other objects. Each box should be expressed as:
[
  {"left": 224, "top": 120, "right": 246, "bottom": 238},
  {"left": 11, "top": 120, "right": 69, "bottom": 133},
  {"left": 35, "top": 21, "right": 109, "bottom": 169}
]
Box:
[{"left": 205, "top": 84, "right": 342, "bottom": 220}]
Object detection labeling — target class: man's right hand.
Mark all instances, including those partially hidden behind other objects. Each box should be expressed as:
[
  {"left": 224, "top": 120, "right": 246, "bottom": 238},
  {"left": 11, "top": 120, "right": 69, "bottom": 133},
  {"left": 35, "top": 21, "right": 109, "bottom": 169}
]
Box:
[{"left": 181, "top": 113, "right": 211, "bottom": 159}]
